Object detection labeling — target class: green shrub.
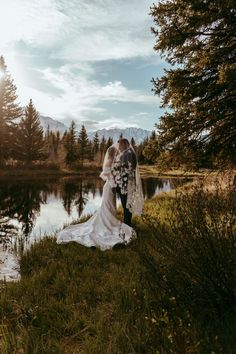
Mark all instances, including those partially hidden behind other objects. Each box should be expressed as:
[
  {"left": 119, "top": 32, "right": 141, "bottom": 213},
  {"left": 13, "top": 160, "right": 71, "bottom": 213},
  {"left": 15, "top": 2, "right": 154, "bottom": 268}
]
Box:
[{"left": 140, "top": 180, "right": 236, "bottom": 353}]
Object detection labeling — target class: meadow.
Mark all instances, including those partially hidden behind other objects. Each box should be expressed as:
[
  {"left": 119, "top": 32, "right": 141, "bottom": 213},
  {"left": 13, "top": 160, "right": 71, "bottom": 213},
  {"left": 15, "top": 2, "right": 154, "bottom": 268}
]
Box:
[{"left": 0, "top": 176, "right": 235, "bottom": 354}]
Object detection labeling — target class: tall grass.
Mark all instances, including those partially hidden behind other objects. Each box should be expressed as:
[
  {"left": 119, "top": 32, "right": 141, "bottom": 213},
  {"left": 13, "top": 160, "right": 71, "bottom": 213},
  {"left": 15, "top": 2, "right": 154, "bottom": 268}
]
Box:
[
  {"left": 0, "top": 178, "right": 235, "bottom": 353},
  {"left": 140, "top": 179, "right": 236, "bottom": 353}
]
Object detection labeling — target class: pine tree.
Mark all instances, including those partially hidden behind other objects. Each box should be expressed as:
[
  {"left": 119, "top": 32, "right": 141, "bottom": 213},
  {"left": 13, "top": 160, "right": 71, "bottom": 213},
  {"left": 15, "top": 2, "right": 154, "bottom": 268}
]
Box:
[
  {"left": 99, "top": 136, "right": 106, "bottom": 163},
  {"left": 130, "top": 137, "right": 137, "bottom": 151},
  {"left": 137, "top": 137, "right": 149, "bottom": 164},
  {"left": 78, "top": 125, "right": 89, "bottom": 165},
  {"left": 87, "top": 140, "right": 93, "bottom": 161},
  {"left": 52, "top": 131, "right": 60, "bottom": 157},
  {"left": 63, "top": 121, "right": 78, "bottom": 166},
  {"left": 13, "top": 99, "right": 45, "bottom": 164},
  {"left": 44, "top": 130, "right": 61, "bottom": 163},
  {"left": 151, "top": 1, "right": 236, "bottom": 164},
  {"left": 0, "top": 56, "right": 22, "bottom": 165},
  {"left": 92, "top": 132, "right": 100, "bottom": 159},
  {"left": 143, "top": 138, "right": 162, "bottom": 165},
  {"left": 150, "top": 130, "right": 156, "bottom": 141}
]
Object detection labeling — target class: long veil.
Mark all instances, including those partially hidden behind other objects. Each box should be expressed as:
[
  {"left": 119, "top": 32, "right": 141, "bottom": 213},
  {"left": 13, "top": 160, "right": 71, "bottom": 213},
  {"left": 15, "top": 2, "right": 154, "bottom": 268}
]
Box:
[
  {"left": 127, "top": 144, "right": 144, "bottom": 215},
  {"left": 99, "top": 141, "right": 144, "bottom": 215},
  {"left": 99, "top": 143, "right": 119, "bottom": 183}
]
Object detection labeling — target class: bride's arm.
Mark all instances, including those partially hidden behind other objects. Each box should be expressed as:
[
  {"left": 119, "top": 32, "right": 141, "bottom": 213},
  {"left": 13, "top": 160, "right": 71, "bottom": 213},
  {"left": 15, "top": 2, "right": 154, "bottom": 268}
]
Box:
[{"left": 99, "top": 166, "right": 111, "bottom": 181}]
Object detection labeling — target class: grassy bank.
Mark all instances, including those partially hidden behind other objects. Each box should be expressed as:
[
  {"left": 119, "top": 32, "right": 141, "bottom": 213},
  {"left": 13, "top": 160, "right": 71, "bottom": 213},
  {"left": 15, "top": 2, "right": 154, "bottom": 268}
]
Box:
[
  {"left": 139, "top": 165, "right": 209, "bottom": 178},
  {"left": 0, "top": 164, "right": 209, "bottom": 179},
  {"left": 0, "top": 182, "right": 236, "bottom": 353}
]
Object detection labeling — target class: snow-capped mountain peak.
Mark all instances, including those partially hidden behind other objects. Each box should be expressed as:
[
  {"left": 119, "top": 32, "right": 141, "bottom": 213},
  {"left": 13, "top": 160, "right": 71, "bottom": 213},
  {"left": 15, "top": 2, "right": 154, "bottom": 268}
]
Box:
[{"left": 39, "top": 115, "right": 68, "bottom": 134}]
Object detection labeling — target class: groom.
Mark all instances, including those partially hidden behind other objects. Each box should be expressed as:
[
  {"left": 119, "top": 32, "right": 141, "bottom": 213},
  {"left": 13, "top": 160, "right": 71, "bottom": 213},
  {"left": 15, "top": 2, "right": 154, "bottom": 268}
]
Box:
[{"left": 111, "top": 138, "right": 137, "bottom": 226}]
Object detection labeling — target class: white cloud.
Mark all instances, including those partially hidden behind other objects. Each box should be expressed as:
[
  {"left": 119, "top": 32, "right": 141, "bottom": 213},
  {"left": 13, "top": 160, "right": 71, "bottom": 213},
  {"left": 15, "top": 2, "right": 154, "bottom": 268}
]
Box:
[
  {"left": 0, "top": 0, "right": 154, "bottom": 61},
  {"left": 0, "top": 0, "right": 67, "bottom": 50},
  {"left": 55, "top": 0, "right": 154, "bottom": 61},
  {"left": 81, "top": 117, "right": 139, "bottom": 131},
  {"left": 15, "top": 64, "right": 158, "bottom": 121},
  {"left": 0, "top": 0, "right": 161, "bottom": 130}
]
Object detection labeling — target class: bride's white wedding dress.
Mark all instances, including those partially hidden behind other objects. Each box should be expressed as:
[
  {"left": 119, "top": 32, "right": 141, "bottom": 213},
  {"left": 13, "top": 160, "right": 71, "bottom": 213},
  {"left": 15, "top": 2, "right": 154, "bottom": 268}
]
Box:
[{"left": 56, "top": 179, "right": 136, "bottom": 250}]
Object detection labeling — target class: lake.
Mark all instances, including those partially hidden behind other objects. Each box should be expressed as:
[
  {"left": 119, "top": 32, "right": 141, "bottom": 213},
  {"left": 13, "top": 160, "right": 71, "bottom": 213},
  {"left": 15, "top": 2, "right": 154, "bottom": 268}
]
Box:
[{"left": 0, "top": 175, "right": 190, "bottom": 281}]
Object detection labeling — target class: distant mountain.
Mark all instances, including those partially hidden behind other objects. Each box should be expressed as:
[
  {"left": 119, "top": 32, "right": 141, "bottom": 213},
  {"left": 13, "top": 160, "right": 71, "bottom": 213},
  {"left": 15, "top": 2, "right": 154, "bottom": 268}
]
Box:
[
  {"left": 38, "top": 115, "right": 151, "bottom": 143},
  {"left": 88, "top": 127, "right": 152, "bottom": 144},
  {"left": 39, "top": 115, "right": 67, "bottom": 134}
]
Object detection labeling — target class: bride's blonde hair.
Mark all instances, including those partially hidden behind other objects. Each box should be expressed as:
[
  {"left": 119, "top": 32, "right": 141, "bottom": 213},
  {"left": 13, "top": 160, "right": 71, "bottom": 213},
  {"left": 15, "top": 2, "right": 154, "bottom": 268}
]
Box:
[{"left": 107, "top": 145, "right": 117, "bottom": 160}]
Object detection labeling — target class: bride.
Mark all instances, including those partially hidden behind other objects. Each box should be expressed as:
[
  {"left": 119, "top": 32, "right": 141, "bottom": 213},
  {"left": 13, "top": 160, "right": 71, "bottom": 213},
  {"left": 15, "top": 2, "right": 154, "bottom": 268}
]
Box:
[{"left": 56, "top": 141, "right": 143, "bottom": 250}]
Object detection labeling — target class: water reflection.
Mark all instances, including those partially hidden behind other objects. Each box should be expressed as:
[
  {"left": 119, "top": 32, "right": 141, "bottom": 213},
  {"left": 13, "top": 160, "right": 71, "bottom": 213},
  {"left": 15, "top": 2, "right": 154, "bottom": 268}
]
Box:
[
  {"left": 0, "top": 176, "right": 189, "bottom": 246},
  {"left": 0, "top": 176, "right": 191, "bottom": 280}
]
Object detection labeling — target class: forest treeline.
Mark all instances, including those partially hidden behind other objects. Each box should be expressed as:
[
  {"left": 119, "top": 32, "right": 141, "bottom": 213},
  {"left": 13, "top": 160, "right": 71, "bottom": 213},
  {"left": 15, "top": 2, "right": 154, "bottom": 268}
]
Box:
[{"left": 0, "top": 56, "right": 155, "bottom": 169}]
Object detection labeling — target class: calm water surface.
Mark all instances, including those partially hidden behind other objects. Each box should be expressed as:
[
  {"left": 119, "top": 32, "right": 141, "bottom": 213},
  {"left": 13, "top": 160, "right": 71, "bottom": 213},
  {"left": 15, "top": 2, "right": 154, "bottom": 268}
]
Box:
[{"left": 0, "top": 175, "right": 190, "bottom": 280}]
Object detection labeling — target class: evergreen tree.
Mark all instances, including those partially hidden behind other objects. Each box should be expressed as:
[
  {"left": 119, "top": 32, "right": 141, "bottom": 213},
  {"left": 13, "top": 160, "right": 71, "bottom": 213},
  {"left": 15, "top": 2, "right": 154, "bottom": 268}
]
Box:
[
  {"left": 45, "top": 130, "right": 61, "bottom": 163},
  {"left": 151, "top": 1, "right": 236, "bottom": 164},
  {"left": 78, "top": 125, "right": 89, "bottom": 165},
  {"left": 130, "top": 137, "right": 137, "bottom": 151},
  {"left": 137, "top": 137, "right": 149, "bottom": 164},
  {"left": 0, "top": 56, "right": 22, "bottom": 165},
  {"left": 150, "top": 130, "right": 157, "bottom": 141},
  {"left": 92, "top": 132, "right": 100, "bottom": 158},
  {"left": 143, "top": 139, "right": 162, "bottom": 165},
  {"left": 99, "top": 136, "right": 106, "bottom": 163},
  {"left": 52, "top": 131, "right": 60, "bottom": 157},
  {"left": 87, "top": 140, "right": 93, "bottom": 161},
  {"left": 13, "top": 99, "right": 45, "bottom": 164},
  {"left": 63, "top": 121, "right": 78, "bottom": 166}
]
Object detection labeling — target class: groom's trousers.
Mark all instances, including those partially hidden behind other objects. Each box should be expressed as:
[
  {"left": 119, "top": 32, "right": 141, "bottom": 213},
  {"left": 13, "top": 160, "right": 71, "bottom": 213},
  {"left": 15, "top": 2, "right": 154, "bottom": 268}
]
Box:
[{"left": 116, "top": 187, "right": 132, "bottom": 226}]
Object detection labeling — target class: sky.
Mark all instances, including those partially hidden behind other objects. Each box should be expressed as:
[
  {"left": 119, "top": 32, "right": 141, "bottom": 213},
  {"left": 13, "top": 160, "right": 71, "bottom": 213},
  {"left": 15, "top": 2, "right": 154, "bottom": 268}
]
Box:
[{"left": 0, "top": 0, "right": 166, "bottom": 131}]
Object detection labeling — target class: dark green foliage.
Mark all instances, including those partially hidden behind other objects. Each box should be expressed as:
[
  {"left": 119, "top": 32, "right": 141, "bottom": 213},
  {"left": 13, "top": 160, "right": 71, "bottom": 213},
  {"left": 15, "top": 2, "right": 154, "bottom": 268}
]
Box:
[
  {"left": 86, "top": 140, "right": 93, "bottom": 161},
  {"left": 143, "top": 130, "right": 161, "bottom": 164},
  {"left": 137, "top": 137, "right": 153, "bottom": 164},
  {"left": 143, "top": 139, "right": 161, "bottom": 164},
  {"left": 45, "top": 130, "right": 61, "bottom": 162},
  {"left": 0, "top": 56, "right": 22, "bottom": 165},
  {"left": 99, "top": 135, "right": 107, "bottom": 164},
  {"left": 92, "top": 132, "right": 99, "bottom": 157},
  {"left": 151, "top": 0, "right": 236, "bottom": 165},
  {"left": 63, "top": 121, "right": 78, "bottom": 166},
  {"left": 130, "top": 137, "right": 137, "bottom": 151},
  {"left": 13, "top": 99, "right": 46, "bottom": 164},
  {"left": 78, "top": 124, "right": 89, "bottom": 165}
]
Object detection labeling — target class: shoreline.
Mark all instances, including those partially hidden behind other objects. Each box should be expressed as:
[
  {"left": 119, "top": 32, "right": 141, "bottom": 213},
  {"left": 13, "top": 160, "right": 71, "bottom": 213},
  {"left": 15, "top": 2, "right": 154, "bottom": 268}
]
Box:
[
  {"left": 0, "top": 164, "right": 208, "bottom": 179},
  {"left": 0, "top": 166, "right": 101, "bottom": 179}
]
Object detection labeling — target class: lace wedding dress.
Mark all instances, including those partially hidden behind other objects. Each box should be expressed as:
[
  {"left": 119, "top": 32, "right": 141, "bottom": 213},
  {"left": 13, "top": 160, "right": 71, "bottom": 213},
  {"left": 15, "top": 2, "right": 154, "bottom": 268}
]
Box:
[{"left": 56, "top": 172, "right": 136, "bottom": 251}]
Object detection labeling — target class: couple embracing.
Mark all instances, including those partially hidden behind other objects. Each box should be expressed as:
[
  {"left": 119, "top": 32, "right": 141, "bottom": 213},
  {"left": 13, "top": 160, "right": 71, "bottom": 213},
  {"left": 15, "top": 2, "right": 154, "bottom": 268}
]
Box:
[{"left": 57, "top": 138, "right": 144, "bottom": 250}]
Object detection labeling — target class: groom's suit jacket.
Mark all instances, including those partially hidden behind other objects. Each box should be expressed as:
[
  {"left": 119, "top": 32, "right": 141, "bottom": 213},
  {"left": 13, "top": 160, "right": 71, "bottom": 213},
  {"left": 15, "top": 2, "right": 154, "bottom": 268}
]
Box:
[{"left": 119, "top": 148, "right": 137, "bottom": 170}]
